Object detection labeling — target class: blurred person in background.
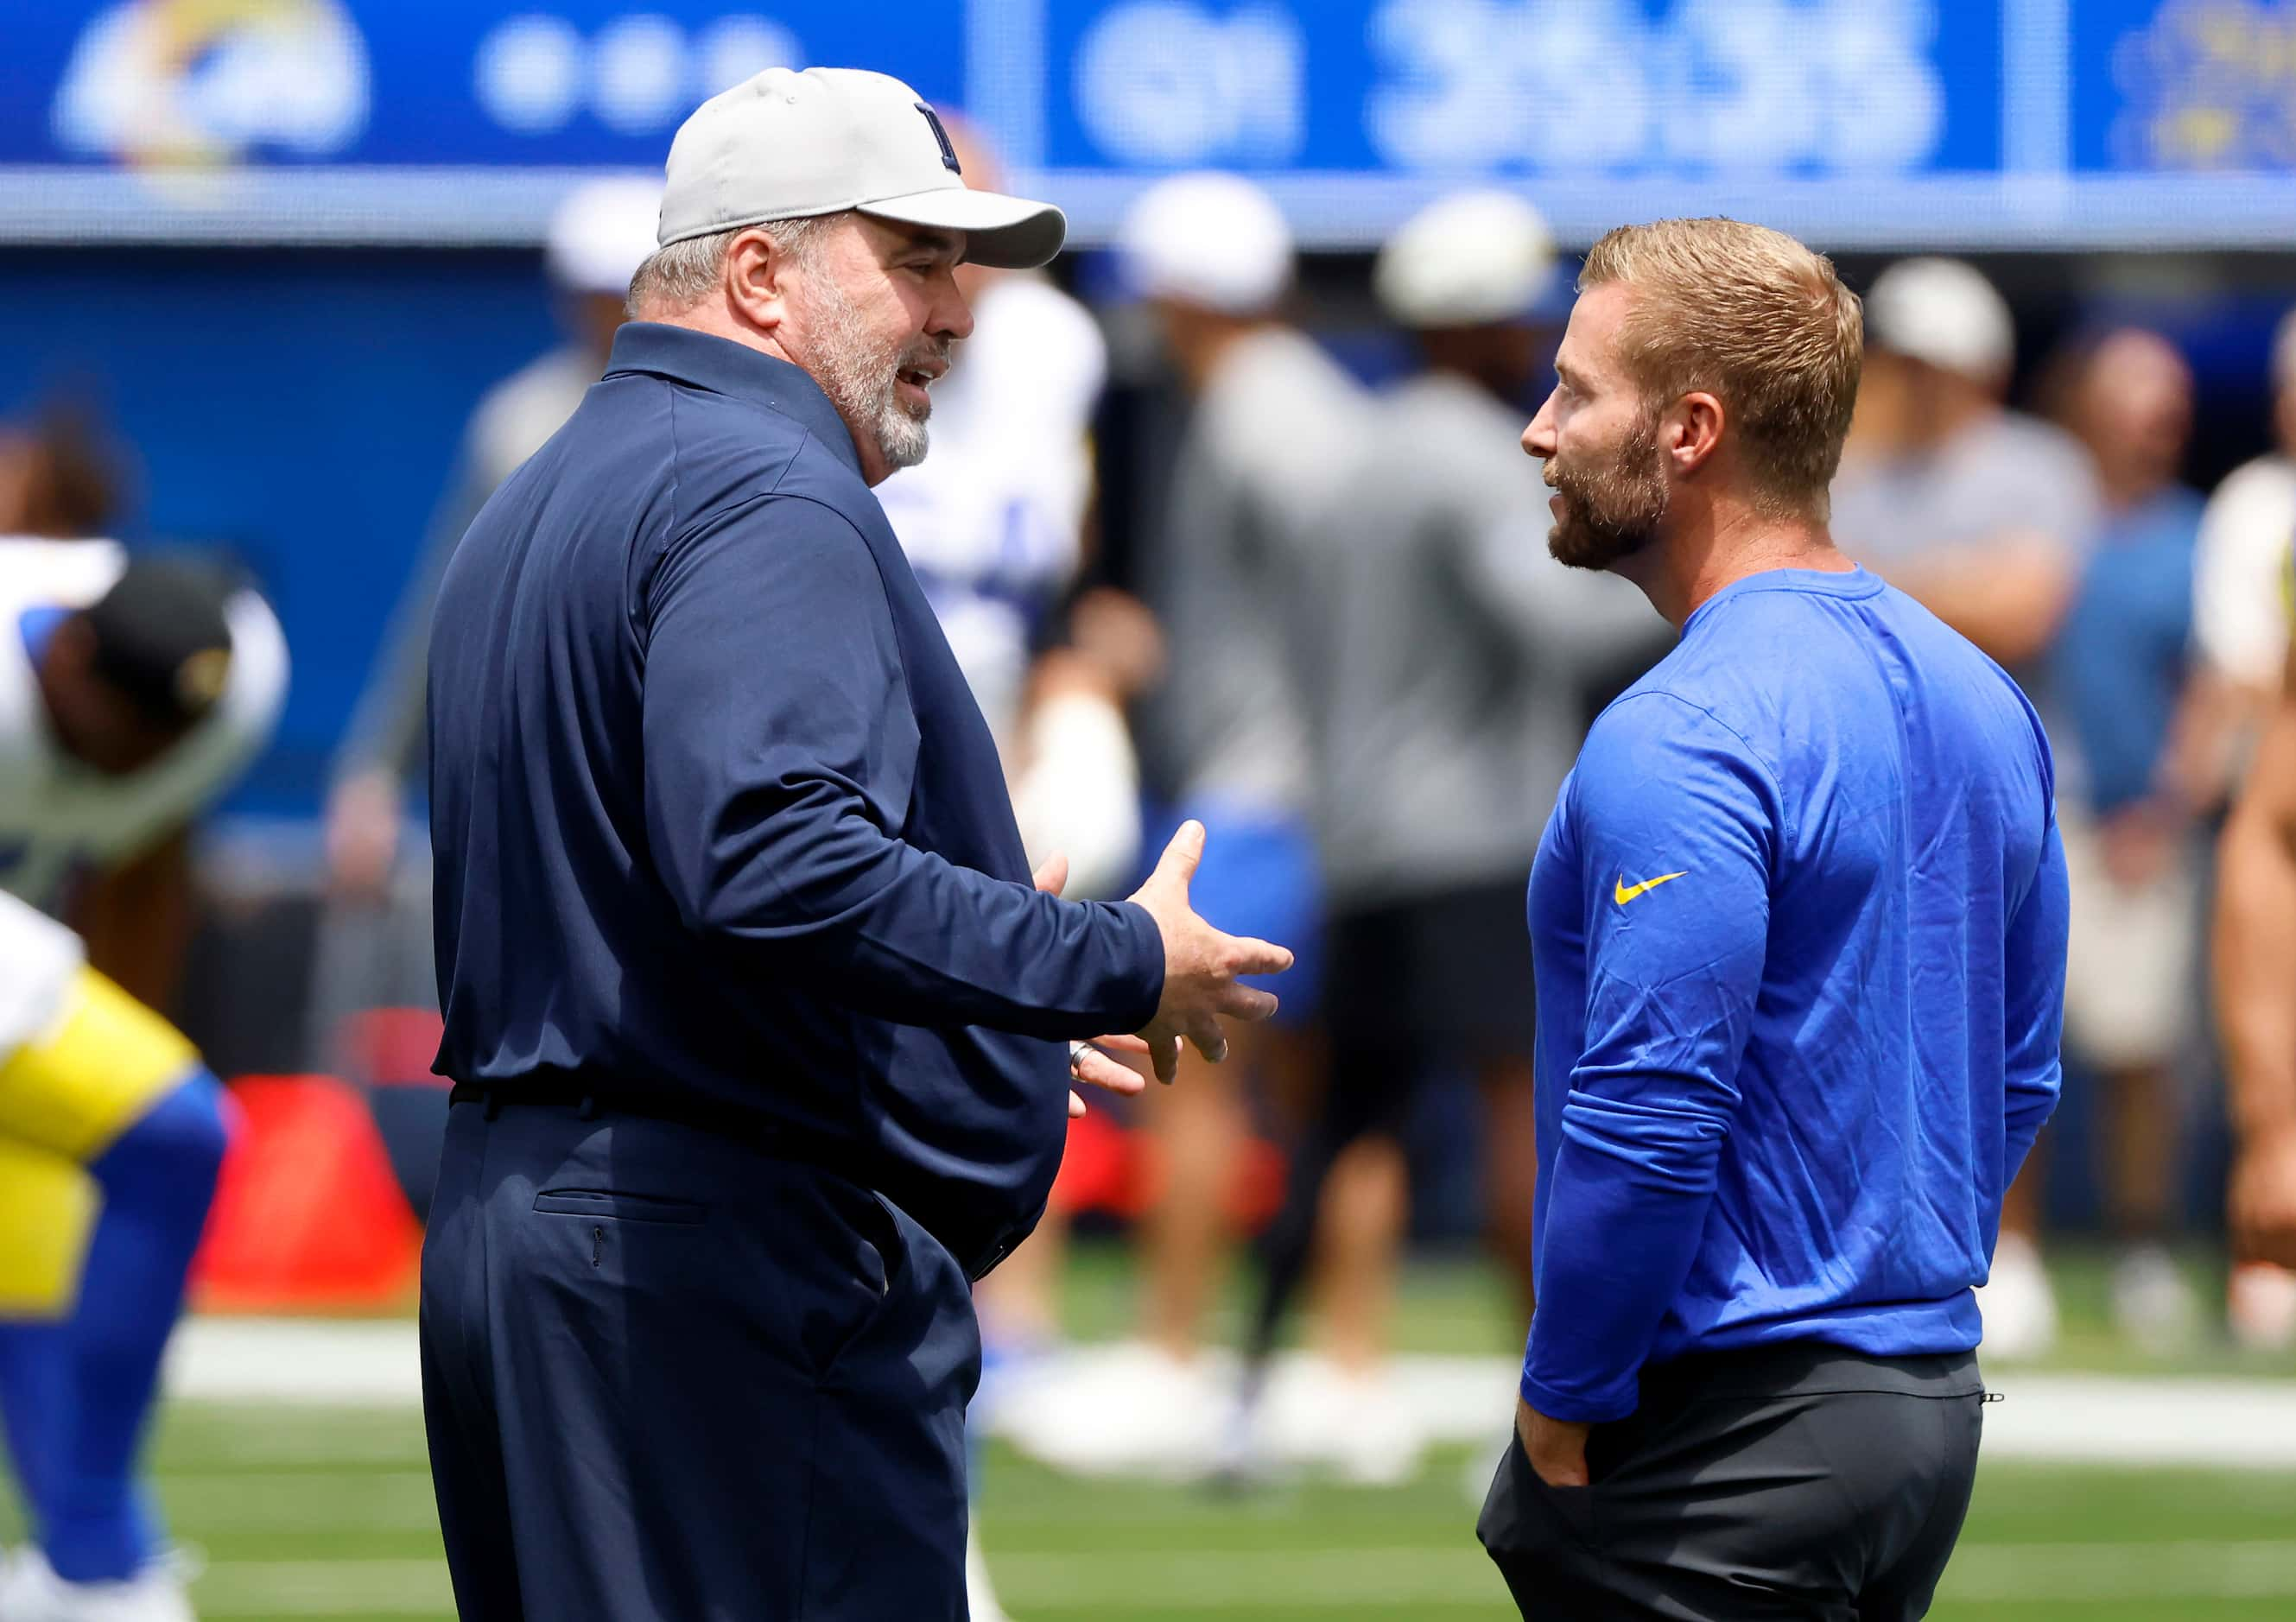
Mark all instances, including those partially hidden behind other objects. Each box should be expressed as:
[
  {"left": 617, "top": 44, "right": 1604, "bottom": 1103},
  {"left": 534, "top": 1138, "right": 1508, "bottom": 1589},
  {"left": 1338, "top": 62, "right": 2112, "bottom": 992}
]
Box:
[
  {"left": 2186, "top": 309, "right": 2296, "bottom": 1348},
  {"left": 0, "top": 402, "right": 131, "bottom": 543},
  {"left": 875, "top": 116, "right": 1145, "bottom": 937},
  {"left": 2185, "top": 308, "right": 2296, "bottom": 806},
  {"left": 1012, "top": 173, "right": 1369, "bottom": 1478},
  {"left": 1831, "top": 256, "right": 2100, "bottom": 1359},
  {"left": 1231, "top": 193, "right": 1659, "bottom": 1484},
  {"left": 1833, "top": 257, "right": 2100, "bottom": 669},
  {"left": 2041, "top": 327, "right": 2209, "bottom": 1353},
  {"left": 0, "top": 542, "right": 287, "bottom": 1619},
  {"left": 311, "top": 177, "right": 660, "bottom": 1084},
  {"left": 2217, "top": 632, "right": 2296, "bottom": 1291},
  {"left": 870, "top": 115, "right": 1149, "bottom": 1622}
]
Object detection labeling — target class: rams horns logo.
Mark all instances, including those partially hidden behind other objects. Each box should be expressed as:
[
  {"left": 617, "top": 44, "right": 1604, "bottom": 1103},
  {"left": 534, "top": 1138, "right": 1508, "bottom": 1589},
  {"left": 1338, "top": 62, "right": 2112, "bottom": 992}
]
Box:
[{"left": 53, "top": 0, "right": 370, "bottom": 169}]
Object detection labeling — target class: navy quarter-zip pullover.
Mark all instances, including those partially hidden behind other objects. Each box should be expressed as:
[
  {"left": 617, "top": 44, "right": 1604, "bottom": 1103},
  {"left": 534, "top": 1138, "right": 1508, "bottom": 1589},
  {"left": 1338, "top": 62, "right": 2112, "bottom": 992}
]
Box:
[{"left": 427, "top": 321, "right": 1165, "bottom": 1275}]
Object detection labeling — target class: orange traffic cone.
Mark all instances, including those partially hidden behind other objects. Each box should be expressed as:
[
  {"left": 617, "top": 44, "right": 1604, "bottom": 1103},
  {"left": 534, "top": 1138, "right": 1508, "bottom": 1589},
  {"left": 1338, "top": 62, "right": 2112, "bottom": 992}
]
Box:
[{"left": 191, "top": 1074, "right": 423, "bottom": 1312}]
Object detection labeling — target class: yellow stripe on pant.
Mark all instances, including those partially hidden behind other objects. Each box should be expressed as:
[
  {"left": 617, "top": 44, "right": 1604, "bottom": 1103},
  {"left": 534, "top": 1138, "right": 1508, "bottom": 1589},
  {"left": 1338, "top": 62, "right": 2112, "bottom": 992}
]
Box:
[{"left": 0, "top": 969, "right": 200, "bottom": 1319}]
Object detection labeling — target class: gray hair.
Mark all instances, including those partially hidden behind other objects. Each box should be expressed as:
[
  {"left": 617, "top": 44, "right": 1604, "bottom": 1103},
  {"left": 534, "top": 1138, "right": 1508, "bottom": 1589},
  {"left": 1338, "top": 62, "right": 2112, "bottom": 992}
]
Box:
[{"left": 625, "top": 214, "right": 836, "bottom": 319}]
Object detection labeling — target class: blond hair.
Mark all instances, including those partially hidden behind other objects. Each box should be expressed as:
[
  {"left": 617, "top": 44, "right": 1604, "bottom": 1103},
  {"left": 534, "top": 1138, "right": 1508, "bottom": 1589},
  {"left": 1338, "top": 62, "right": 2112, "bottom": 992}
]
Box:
[{"left": 1578, "top": 218, "right": 1862, "bottom": 515}]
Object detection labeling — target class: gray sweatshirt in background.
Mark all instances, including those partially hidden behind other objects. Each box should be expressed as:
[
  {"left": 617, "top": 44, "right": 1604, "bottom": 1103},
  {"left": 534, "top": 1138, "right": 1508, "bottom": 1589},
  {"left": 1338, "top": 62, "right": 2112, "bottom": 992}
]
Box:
[
  {"left": 1140, "top": 326, "right": 1371, "bottom": 817},
  {"left": 1297, "top": 371, "right": 1659, "bottom": 912}
]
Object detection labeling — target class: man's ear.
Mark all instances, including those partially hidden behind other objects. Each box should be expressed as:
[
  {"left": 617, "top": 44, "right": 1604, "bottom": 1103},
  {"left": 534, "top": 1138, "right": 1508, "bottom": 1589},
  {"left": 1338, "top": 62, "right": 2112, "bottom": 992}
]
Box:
[
  {"left": 1671, "top": 391, "right": 1727, "bottom": 478},
  {"left": 725, "top": 227, "right": 797, "bottom": 333}
]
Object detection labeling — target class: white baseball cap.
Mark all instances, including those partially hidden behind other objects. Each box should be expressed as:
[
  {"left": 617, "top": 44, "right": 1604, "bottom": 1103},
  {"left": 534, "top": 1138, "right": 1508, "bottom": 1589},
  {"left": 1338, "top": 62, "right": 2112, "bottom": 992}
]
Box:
[
  {"left": 656, "top": 67, "right": 1065, "bottom": 269},
  {"left": 1376, "top": 191, "right": 1556, "bottom": 329},
  {"left": 546, "top": 177, "right": 663, "bottom": 297},
  {"left": 1863, "top": 257, "right": 2015, "bottom": 383},
  {"left": 1118, "top": 172, "right": 1293, "bottom": 316}
]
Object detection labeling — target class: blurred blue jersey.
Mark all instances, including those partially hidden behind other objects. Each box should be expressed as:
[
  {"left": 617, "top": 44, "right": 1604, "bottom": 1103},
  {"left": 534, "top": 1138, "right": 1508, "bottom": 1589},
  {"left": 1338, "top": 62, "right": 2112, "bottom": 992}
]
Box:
[{"left": 1523, "top": 566, "right": 2067, "bottom": 1423}]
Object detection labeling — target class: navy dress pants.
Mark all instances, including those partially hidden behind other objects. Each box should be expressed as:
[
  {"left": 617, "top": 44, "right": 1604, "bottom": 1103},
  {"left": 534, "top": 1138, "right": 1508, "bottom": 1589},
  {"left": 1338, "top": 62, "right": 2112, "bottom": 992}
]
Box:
[{"left": 420, "top": 1097, "right": 980, "bottom": 1620}]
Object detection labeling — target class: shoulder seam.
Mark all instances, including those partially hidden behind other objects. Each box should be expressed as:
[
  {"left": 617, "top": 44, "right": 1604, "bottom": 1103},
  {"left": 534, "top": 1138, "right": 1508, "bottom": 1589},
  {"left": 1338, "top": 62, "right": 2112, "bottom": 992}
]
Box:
[
  {"left": 1595, "top": 688, "right": 1792, "bottom": 846},
  {"left": 768, "top": 428, "right": 813, "bottom": 495},
  {"left": 661, "top": 383, "right": 685, "bottom": 538}
]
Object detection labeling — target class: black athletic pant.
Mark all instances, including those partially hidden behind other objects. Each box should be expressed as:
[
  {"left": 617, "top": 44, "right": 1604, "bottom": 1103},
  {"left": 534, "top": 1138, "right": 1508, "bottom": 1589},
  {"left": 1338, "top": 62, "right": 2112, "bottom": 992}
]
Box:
[{"left": 1480, "top": 1342, "right": 1985, "bottom": 1621}]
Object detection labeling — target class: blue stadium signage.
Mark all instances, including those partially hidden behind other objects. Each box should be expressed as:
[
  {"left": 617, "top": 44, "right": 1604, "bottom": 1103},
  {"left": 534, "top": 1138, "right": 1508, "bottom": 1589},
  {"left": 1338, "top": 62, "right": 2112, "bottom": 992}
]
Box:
[{"left": 1, "top": 1, "right": 2293, "bottom": 249}]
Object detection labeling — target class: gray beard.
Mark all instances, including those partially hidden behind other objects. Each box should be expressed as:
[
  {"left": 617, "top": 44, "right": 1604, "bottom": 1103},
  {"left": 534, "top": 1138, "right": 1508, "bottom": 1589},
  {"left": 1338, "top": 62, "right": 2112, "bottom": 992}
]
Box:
[{"left": 798, "top": 276, "right": 937, "bottom": 472}]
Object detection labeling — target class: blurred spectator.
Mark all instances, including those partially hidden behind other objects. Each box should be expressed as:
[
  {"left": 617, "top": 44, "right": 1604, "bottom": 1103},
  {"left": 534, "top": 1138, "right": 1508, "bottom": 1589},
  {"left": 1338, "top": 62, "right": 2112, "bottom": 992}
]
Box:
[
  {"left": 1235, "top": 192, "right": 1660, "bottom": 1477},
  {"left": 0, "top": 542, "right": 287, "bottom": 1006},
  {"left": 2044, "top": 327, "right": 2208, "bottom": 1353},
  {"left": 2180, "top": 308, "right": 2296, "bottom": 814},
  {"left": 1833, "top": 257, "right": 2101, "bottom": 669},
  {"left": 310, "top": 177, "right": 659, "bottom": 1077},
  {"left": 0, "top": 544, "right": 282, "bottom": 1618},
  {"left": 2186, "top": 311, "right": 2296, "bottom": 1351},
  {"left": 0, "top": 398, "right": 132, "bottom": 542},
  {"left": 876, "top": 121, "right": 1146, "bottom": 911},
  {"left": 1024, "top": 172, "right": 1373, "bottom": 1476},
  {"left": 2214, "top": 602, "right": 2296, "bottom": 1333}
]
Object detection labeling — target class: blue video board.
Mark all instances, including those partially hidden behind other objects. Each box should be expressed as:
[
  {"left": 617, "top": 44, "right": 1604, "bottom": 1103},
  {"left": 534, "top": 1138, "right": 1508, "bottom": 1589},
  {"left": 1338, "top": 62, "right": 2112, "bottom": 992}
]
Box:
[{"left": 3, "top": 1, "right": 2294, "bottom": 249}]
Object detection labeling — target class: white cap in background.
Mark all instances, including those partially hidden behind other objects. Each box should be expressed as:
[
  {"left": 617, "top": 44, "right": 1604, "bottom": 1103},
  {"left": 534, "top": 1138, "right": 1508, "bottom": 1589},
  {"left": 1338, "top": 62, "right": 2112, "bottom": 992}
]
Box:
[
  {"left": 656, "top": 67, "right": 1065, "bottom": 269},
  {"left": 546, "top": 177, "right": 663, "bottom": 297},
  {"left": 1117, "top": 172, "right": 1293, "bottom": 316},
  {"left": 1375, "top": 191, "right": 1555, "bottom": 329},
  {"left": 1863, "top": 257, "right": 2015, "bottom": 384}
]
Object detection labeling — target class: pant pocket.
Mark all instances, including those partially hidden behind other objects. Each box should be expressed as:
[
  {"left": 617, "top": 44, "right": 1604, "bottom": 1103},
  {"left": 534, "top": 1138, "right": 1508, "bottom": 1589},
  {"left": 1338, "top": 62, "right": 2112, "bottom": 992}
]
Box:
[
  {"left": 1479, "top": 1431, "right": 1601, "bottom": 1557},
  {"left": 806, "top": 1179, "right": 911, "bottom": 1381},
  {"left": 532, "top": 1188, "right": 707, "bottom": 1225}
]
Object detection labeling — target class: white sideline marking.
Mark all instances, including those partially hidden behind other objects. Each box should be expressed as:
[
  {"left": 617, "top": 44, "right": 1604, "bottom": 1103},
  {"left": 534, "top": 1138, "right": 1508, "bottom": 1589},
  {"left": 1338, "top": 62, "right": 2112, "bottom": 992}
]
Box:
[
  {"left": 167, "top": 1319, "right": 2296, "bottom": 1469},
  {"left": 168, "top": 1320, "right": 422, "bottom": 1405},
  {"left": 1978, "top": 1373, "right": 2296, "bottom": 1471}
]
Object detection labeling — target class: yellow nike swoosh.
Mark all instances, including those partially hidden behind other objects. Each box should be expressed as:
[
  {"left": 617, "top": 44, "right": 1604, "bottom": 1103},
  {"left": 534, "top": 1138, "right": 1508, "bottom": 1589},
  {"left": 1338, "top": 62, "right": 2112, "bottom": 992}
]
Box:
[{"left": 1614, "top": 871, "right": 1688, "bottom": 905}]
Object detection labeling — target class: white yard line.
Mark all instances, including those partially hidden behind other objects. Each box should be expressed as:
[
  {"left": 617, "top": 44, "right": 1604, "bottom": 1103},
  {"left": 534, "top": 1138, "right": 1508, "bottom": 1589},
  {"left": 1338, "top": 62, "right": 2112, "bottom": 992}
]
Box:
[{"left": 166, "top": 1320, "right": 2296, "bottom": 1470}]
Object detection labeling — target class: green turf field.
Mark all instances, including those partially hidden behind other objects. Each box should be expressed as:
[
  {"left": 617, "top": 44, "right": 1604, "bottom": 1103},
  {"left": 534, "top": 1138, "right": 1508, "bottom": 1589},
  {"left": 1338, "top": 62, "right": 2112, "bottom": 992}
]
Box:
[
  {"left": 2, "top": 1401, "right": 2286, "bottom": 1620},
  {"left": 2, "top": 1243, "right": 2286, "bottom": 1618}
]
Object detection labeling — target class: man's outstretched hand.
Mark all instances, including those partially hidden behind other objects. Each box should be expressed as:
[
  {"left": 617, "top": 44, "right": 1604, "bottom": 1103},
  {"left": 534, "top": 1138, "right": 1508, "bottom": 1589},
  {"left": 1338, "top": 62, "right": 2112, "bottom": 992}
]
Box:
[
  {"left": 1123, "top": 821, "right": 1294, "bottom": 1083},
  {"left": 1033, "top": 853, "right": 1159, "bottom": 1116}
]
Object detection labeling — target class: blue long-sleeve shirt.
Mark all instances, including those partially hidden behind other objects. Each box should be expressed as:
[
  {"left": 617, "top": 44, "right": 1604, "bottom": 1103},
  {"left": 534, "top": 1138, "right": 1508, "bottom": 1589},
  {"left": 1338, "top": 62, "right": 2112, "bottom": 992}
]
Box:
[
  {"left": 1522, "top": 566, "right": 2066, "bottom": 1423},
  {"left": 427, "top": 323, "right": 1165, "bottom": 1277}
]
